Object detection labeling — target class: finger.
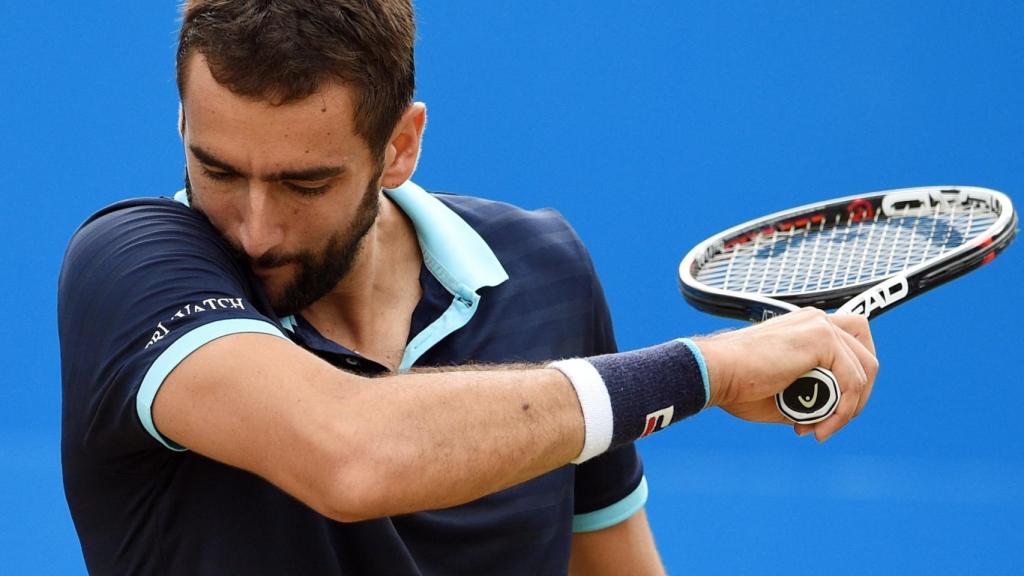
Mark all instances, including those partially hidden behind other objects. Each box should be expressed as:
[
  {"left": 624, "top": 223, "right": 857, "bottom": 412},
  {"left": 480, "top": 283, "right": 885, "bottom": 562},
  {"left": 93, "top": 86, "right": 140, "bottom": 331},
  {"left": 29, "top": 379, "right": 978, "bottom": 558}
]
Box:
[
  {"left": 833, "top": 326, "right": 879, "bottom": 418},
  {"left": 812, "top": 323, "right": 868, "bottom": 442},
  {"left": 813, "top": 389, "right": 856, "bottom": 443},
  {"left": 830, "top": 314, "right": 876, "bottom": 358}
]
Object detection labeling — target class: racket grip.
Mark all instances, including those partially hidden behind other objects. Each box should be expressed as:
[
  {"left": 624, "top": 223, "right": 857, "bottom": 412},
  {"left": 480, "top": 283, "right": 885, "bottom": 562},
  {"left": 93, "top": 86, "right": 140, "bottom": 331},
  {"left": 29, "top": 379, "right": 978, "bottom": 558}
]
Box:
[{"left": 775, "top": 367, "right": 840, "bottom": 424}]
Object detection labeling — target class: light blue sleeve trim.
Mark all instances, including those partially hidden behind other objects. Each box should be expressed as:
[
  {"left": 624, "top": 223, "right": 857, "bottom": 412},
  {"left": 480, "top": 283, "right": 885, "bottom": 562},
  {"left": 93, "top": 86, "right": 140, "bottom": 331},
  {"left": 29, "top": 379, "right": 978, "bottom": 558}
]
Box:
[
  {"left": 677, "top": 338, "right": 711, "bottom": 409},
  {"left": 136, "top": 318, "right": 290, "bottom": 451},
  {"left": 572, "top": 476, "right": 649, "bottom": 533}
]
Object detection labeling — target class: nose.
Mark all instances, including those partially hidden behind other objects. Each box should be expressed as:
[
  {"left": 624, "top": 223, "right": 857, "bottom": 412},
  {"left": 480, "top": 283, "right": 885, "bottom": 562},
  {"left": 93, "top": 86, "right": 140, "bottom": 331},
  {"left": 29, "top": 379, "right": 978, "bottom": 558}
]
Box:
[{"left": 236, "top": 184, "right": 285, "bottom": 261}]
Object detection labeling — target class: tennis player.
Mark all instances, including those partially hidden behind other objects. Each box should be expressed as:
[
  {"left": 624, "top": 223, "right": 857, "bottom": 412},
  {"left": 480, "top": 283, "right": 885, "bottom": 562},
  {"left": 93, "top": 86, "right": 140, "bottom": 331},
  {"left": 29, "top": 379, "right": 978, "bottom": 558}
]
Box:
[{"left": 57, "top": 1, "right": 878, "bottom": 574}]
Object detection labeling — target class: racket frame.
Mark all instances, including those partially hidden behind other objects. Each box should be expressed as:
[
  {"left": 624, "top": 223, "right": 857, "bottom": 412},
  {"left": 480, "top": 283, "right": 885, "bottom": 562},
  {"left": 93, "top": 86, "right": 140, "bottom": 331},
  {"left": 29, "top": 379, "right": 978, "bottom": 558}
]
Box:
[
  {"left": 679, "top": 186, "right": 1016, "bottom": 323},
  {"left": 678, "top": 185, "right": 1016, "bottom": 423}
]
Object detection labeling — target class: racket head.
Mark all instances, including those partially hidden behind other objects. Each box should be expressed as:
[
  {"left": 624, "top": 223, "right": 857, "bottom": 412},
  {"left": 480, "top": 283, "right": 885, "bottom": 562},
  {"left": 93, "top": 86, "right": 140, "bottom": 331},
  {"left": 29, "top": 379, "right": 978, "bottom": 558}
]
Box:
[{"left": 679, "top": 186, "right": 1017, "bottom": 322}]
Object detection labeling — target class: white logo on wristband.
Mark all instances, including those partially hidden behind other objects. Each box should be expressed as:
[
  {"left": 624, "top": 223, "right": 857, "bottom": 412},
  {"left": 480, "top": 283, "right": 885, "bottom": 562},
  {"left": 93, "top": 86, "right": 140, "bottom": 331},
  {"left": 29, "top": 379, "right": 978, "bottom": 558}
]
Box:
[{"left": 639, "top": 406, "right": 674, "bottom": 438}]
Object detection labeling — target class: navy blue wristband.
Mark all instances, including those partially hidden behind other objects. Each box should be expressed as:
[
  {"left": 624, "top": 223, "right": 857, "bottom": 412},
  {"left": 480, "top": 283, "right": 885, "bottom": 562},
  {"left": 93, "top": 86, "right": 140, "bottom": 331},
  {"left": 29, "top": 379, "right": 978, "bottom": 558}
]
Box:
[{"left": 550, "top": 338, "right": 710, "bottom": 463}]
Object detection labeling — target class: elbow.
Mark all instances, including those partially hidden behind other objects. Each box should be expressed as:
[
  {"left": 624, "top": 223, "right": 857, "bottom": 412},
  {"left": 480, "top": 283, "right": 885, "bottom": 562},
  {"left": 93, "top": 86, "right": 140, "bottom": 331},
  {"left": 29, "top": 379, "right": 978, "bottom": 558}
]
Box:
[
  {"left": 306, "top": 428, "right": 397, "bottom": 523},
  {"left": 292, "top": 391, "right": 417, "bottom": 523},
  {"left": 315, "top": 466, "right": 384, "bottom": 523}
]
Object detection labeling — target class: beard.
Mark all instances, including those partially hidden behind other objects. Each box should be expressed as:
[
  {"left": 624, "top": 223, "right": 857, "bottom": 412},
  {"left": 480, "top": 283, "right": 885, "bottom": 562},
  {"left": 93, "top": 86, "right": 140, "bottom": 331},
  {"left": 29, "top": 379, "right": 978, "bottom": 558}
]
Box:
[{"left": 185, "top": 171, "right": 382, "bottom": 316}]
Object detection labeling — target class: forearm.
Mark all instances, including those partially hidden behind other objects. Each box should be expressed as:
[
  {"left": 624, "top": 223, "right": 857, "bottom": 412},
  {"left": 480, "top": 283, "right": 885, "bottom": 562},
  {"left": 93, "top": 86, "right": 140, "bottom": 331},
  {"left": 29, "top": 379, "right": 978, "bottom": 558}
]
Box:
[
  {"left": 333, "top": 368, "right": 584, "bottom": 519},
  {"left": 336, "top": 340, "right": 710, "bottom": 519}
]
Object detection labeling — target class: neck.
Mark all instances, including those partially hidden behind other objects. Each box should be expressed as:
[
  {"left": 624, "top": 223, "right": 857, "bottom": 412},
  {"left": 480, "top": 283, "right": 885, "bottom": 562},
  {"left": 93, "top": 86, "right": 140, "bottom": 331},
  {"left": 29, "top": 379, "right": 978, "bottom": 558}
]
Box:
[{"left": 302, "top": 193, "right": 422, "bottom": 369}]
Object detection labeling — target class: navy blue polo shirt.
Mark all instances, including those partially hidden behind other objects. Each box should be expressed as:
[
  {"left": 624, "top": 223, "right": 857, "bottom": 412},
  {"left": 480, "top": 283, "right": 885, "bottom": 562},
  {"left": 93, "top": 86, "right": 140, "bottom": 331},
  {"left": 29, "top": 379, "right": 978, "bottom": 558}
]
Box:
[{"left": 59, "top": 181, "right": 646, "bottom": 575}]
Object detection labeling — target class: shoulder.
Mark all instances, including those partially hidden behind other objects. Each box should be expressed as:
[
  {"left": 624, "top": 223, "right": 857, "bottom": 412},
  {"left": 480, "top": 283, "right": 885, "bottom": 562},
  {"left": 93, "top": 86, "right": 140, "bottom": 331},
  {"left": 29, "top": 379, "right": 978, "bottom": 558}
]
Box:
[
  {"left": 58, "top": 197, "right": 276, "bottom": 453},
  {"left": 61, "top": 196, "right": 243, "bottom": 285},
  {"left": 432, "top": 192, "right": 594, "bottom": 275},
  {"left": 58, "top": 196, "right": 259, "bottom": 345},
  {"left": 66, "top": 197, "right": 224, "bottom": 258}
]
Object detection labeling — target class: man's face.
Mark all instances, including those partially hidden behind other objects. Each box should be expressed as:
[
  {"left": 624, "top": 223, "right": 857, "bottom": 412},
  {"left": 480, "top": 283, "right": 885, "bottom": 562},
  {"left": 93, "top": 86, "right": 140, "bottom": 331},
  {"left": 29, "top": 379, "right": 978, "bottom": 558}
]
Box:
[{"left": 180, "top": 55, "right": 383, "bottom": 315}]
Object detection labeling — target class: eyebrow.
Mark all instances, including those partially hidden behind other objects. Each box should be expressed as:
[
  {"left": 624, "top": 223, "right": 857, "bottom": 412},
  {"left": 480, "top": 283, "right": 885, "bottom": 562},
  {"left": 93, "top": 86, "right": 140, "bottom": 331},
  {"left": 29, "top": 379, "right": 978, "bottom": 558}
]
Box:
[{"left": 188, "top": 144, "right": 346, "bottom": 182}]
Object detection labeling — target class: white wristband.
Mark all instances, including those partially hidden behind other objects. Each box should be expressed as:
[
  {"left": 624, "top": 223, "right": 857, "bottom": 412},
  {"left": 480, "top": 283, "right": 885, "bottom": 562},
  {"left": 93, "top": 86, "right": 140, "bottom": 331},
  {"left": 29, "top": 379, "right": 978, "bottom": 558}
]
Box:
[{"left": 549, "top": 358, "right": 613, "bottom": 464}]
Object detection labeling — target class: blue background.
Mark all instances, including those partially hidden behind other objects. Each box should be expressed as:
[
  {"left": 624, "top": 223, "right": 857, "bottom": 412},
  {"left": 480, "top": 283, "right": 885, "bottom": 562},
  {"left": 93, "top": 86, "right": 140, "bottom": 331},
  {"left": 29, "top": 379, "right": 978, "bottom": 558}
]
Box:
[{"left": 3, "top": 1, "right": 1022, "bottom": 573}]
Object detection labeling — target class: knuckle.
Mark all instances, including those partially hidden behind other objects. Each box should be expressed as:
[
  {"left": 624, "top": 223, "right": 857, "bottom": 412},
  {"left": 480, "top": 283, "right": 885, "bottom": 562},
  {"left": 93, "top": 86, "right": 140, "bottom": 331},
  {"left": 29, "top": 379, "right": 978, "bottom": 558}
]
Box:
[
  {"left": 794, "top": 307, "right": 824, "bottom": 322},
  {"left": 809, "top": 318, "right": 834, "bottom": 339},
  {"left": 805, "top": 307, "right": 827, "bottom": 320},
  {"left": 867, "top": 355, "right": 880, "bottom": 378}
]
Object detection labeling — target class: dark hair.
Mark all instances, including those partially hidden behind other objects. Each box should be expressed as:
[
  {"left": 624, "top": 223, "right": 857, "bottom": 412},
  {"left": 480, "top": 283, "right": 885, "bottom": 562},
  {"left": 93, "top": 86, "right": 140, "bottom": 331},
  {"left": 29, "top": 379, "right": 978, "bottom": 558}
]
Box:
[{"left": 176, "top": 0, "right": 416, "bottom": 161}]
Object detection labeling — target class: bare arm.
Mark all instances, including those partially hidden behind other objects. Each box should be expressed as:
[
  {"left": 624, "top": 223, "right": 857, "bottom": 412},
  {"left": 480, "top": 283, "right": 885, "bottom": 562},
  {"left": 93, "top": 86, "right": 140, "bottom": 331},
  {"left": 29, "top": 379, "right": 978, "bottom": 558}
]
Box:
[
  {"left": 153, "top": 333, "right": 585, "bottom": 522},
  {"left": 570, "top": 509, "right": 665, "bottom": 576},
  {"left": 153, "top": 309, "right": 877, "bottom": 522}
]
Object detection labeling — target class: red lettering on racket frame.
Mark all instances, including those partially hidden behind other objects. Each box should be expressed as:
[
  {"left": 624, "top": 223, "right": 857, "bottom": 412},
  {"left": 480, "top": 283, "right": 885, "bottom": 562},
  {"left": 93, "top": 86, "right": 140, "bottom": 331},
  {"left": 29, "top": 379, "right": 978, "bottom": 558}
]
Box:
[
  {"left": 847, "top": 198, "right": 875, "bottom": 222},
  {"left": 724, "top": 212, "right": 826, "bottom": 249}
]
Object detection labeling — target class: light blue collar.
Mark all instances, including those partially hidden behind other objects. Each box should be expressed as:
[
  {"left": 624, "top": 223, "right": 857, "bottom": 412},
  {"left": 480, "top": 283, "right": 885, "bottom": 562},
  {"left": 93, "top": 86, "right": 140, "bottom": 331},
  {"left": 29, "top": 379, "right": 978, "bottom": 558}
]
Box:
[
  {"left": 175, "top": 181, "right": 509, "bottom": 371},
  {"left": 384, "top": 180, "right": 508, "bottom": 370},
  {"left": 384, "top": 180, "right": 508, "bottom": 299}
]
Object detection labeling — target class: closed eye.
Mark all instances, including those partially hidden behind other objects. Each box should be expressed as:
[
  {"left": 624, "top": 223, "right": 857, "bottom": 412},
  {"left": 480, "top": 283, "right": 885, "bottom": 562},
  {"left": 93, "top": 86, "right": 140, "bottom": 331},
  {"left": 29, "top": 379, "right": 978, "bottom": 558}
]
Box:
[
  {"left": 201, "top": 165, "right": 237, "bottom": 182},
  {"left": 285, "top": 181, "right": 332, "bottom": 196}
]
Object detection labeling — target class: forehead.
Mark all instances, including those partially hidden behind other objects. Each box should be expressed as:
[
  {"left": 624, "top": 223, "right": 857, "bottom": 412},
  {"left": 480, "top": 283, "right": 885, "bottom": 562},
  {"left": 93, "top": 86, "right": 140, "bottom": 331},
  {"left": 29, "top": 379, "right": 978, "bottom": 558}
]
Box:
[{"left": 181, "top": 54, "right": 368, "bottom": 163}]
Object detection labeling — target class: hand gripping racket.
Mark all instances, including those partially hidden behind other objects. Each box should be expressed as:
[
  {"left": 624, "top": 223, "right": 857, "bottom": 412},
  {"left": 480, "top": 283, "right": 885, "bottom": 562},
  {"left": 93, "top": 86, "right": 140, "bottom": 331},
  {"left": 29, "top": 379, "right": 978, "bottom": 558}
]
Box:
[{"left": 678, "top": 186, "right": 1016, "bottom": 424}]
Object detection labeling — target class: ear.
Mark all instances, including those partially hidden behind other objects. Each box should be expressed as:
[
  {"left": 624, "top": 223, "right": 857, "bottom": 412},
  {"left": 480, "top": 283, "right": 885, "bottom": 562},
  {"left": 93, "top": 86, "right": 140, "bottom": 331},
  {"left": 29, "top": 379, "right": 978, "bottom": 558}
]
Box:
[
  {"left": 178, "top": 103, "right": 186, "bottom": 139},
  {"left": 380, "top": 102, "right": 427, "bottom": 189}
]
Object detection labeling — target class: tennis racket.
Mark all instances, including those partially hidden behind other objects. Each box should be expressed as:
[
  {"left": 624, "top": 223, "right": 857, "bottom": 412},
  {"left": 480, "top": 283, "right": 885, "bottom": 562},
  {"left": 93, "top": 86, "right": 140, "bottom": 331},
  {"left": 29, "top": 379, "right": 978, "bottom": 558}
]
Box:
[{"left": 678, "top": 186, "right": 1016, "bottom": 424}]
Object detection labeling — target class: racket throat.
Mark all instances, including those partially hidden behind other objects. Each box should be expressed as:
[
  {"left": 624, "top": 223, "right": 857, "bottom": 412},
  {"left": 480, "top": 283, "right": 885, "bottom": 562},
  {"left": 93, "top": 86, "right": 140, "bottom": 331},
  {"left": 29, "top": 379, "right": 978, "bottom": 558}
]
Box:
[{"left": 840, "top": 276, "right": 910, "bottom": 317}]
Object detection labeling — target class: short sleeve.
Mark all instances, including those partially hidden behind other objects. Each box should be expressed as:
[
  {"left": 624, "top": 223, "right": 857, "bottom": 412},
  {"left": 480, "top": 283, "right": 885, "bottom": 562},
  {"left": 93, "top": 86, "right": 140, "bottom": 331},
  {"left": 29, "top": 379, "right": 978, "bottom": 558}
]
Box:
[
  {"left": 58, "top": 199, "right": 289, "bottom": 458},
  {"left": 569, "top": 227, "right": 648, "bottom": 531},
  {"left": 572, "top": 446, "right": 646, "bottom": 532}
]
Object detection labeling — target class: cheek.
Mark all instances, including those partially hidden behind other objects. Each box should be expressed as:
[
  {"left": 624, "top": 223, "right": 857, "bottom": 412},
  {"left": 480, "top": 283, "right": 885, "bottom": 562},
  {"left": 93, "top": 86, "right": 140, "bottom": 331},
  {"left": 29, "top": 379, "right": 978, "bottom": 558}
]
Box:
[{"left": 292, "top": 211, "right": 341, "bottom": 246}]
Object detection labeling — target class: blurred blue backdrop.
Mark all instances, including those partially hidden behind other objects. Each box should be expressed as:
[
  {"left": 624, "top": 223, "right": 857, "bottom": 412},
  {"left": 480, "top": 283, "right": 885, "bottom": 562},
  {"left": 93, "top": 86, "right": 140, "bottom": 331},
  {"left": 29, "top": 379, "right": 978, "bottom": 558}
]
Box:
[{"left": 2, "top": 1, "right": 1021, "bottom": 574}]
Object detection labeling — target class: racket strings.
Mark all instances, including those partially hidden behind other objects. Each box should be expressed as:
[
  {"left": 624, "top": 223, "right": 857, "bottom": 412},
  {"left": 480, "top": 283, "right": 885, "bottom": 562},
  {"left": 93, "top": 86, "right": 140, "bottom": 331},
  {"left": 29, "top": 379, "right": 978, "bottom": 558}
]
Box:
[{"left": 698, "top": 201, "right": 996, "bottom": 296}]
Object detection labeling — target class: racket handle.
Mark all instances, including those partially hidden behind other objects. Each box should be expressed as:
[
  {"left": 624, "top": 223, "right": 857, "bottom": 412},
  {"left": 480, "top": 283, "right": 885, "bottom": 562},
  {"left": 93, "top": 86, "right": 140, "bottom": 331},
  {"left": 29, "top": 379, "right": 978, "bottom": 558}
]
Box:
[{"left": 775, "top": 367, "right": 840, "bottom": 424}]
